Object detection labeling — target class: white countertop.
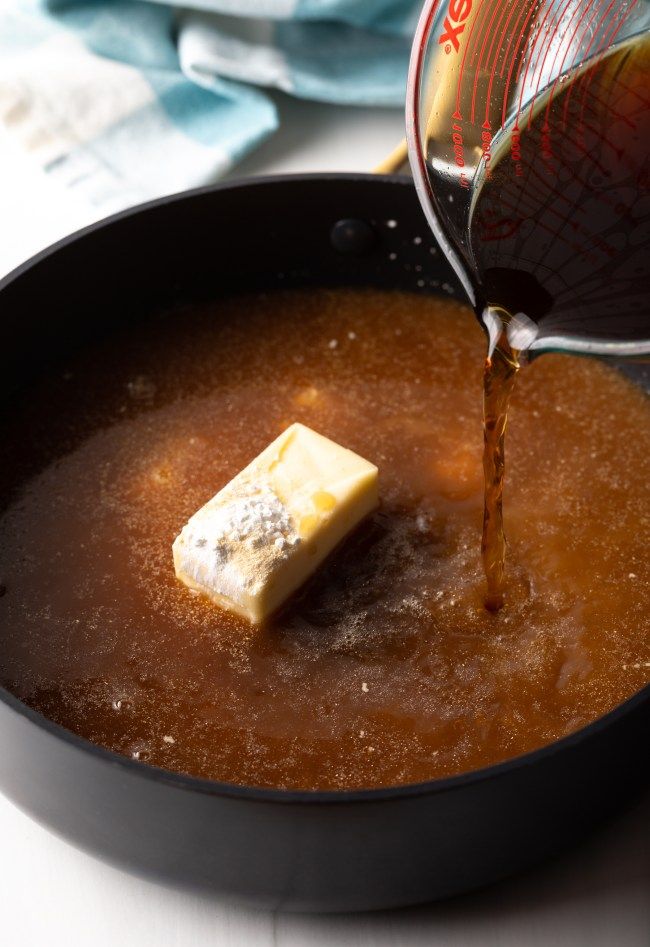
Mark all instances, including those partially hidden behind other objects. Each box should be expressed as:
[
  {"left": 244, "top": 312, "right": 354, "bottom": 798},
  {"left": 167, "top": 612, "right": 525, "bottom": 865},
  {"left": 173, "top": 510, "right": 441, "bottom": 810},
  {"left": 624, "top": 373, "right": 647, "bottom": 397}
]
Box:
[{"left": 1, "top": 92, "right": 649, "bottom": 947}]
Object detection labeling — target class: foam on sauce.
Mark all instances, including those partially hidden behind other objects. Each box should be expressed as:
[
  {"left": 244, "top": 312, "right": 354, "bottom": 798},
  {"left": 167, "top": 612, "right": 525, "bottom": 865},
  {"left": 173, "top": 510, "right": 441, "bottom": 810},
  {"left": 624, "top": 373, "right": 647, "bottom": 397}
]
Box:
[{"left": 0, "top": 288, "right": 648, "bottom": 790}]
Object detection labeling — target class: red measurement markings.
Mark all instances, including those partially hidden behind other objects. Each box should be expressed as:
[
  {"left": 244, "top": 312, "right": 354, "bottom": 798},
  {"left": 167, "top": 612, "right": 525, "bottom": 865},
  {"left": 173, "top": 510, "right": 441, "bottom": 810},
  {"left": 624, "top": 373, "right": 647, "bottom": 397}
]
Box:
[
  {"left": 480, "top": 155, "right": 584, "bottom": 243},
  {"left": 573, "top": 66, "right": 639, "bottom": 136},
  {"left": 451, "top": 118, "right": 471, "bottom": 184},
  {"left": 499, "top": 1, "right": 541, "bottom": 128},
  {"left": 473, "top": 211, "right": 522, "bottom": 241},
  {"left": 562, "top": 45, "right": 649, "bottom": 181},
  {"left": 477, "top": 185, "right": 604, "bottom": 265},
  {"left": 576, "top": 77, "right": 639, "bottom": 138},
  {"left": 524, "top": 0, "right": 591, "bottom": 131},
  {"left": 479, "top": 184, "right": 606, "bottom": 266},
  {"left": 512, "top": 168, "right": 619, "bottom": 262},
  {"left": 565, "top": 121, "right": 639, "bottom": 221},
  {"left": 560, "top": 0, "right": 622, "bottom": 126},
  {"left": 513, "top": 0, "right": 571, "bottom": 139},
  {"left": 575, "top": 0, "right": 641, "bottom": 132},
  {"left": 484, "top": 0, "right": 521, "bottom": 128},
  {"left": 497, "top": 101, "right": 639, "bottom": 270},
  {"left": 518, "top": 111, "right": 640, "bottom": 232},
  {"left": 454, "top": 0, "right": 492, "bottom": 119},
  {"left": 498, "top": 162, "right": 586, "bottom": 231},
  {"left": 480, "top": 126, "right": 494, "bottom": 174},
  {"left": 541, "top": 0, "right": 602, "bottom": 130},
  {"left": 470, "top": 0, "right": 509, "bottom": 123},
  {"left": 498, "top": 0, "right": 530, "bottom": 78},
  {"left": 487, "top": 90, "right": 634, "bottom": 253},
  {"left": 489, "top": 0, "right": 533, "bottom": 175},
  {"left": 540, "top": 123, "right": 554, "bottom": 163},
  {"left": 575, "top": 37, "right": 648, "bottom": 124},
  {"left": 509, "top": 127, "right": 523, "bottom": 174},
  {"left": 513, "top": 2, "right": 555, "bottom": 85},
  {"left": 525, "top": 99, "right": 632, "bottom": 203},
  {"left": 574, "top": 101, "right": 643, "bottom": 172},
  {"left": 558, "top": 0, "right": 615, "bottom": 127},
  {"left": 540, "top": 111, "right": 608, "bottom": 177},
  {"left": 516, "top": 153, "right": 588, "bottom": 214}
]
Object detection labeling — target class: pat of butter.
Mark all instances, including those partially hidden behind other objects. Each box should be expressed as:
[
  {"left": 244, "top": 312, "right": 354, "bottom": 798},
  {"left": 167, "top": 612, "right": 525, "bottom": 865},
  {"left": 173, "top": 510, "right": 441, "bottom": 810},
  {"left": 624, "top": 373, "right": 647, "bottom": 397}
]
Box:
[{"left": 172, "top": 423, "right": 378, "bottom": 623}]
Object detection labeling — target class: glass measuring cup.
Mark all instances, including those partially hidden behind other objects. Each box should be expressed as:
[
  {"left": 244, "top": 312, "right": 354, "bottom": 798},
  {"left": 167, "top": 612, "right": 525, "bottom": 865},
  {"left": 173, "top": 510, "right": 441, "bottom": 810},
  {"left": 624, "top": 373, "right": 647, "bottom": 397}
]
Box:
[{"left": 406, "top": 0, "right": 650, "bottom": 360}]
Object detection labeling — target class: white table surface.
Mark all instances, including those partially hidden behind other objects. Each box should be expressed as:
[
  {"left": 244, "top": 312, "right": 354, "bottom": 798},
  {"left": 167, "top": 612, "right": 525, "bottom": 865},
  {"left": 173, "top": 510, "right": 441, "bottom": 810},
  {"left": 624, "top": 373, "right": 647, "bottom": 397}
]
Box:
[{"left": 1, "top": 92, "right": 649, "bottom": 947}]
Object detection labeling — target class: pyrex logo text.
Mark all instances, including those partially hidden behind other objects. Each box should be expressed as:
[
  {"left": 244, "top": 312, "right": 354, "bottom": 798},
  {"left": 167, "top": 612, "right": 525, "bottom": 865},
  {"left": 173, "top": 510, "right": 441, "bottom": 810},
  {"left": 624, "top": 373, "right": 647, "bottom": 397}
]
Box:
[{"left": 439, "top": 0, "right": 472, "bottom": 53}]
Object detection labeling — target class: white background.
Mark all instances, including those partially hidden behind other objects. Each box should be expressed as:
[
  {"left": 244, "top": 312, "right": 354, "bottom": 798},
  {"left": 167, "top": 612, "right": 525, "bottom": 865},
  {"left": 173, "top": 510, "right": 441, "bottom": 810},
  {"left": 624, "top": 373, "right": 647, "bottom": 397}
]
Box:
[{"left": 1, "top": 93, "right": 649, "bottom": 946}]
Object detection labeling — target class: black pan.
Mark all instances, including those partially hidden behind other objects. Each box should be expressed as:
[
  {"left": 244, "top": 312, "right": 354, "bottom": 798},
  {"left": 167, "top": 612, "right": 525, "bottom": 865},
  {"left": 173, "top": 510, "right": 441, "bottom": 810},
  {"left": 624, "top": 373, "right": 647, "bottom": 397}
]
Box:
[{"left": 0, "top": 174, "right": 648, "bottom": 912}]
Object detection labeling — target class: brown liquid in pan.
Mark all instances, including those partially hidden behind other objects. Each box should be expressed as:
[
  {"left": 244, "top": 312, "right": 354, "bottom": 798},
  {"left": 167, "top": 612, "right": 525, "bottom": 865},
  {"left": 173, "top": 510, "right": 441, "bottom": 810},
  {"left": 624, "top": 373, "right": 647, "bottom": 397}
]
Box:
[{"left": 0, "top": 289, "right": 648, "bottom": 790}]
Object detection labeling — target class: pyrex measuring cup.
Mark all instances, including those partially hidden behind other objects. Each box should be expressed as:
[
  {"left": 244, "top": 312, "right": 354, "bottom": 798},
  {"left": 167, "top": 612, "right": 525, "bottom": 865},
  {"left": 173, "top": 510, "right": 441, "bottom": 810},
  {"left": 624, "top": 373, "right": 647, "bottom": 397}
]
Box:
[{"left": 406, "top": 0, "right": 650, "bottom": 359}]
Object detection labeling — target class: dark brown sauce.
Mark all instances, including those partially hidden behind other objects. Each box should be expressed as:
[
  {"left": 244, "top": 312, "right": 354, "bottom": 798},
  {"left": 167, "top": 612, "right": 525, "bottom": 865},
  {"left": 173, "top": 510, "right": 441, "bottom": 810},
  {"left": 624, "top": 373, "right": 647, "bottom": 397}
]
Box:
[{"left": 0, "top": 289, "right": 648, "bottom": 790}]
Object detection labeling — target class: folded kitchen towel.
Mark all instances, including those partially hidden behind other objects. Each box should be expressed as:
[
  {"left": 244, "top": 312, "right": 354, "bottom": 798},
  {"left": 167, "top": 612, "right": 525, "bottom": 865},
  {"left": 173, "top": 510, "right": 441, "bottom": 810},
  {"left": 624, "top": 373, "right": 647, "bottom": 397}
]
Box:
[{"left": 0, "top": 0, "right": 419, "bottom": 214}]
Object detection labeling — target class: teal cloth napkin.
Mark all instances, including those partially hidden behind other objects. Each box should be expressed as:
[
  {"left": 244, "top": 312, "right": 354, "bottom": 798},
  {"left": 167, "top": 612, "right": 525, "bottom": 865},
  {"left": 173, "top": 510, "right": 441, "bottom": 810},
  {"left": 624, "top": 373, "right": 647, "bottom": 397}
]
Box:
[{"left": 0, "top": 0, "right": 418, "bottom": 212}]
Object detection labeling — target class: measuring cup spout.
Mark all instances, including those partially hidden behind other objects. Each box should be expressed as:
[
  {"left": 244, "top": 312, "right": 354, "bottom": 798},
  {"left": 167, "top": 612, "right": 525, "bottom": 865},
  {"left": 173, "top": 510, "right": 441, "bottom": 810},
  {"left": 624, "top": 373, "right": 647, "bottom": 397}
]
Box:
[{"left": 407, "top": 1, "right": 650, "bottom": 363}]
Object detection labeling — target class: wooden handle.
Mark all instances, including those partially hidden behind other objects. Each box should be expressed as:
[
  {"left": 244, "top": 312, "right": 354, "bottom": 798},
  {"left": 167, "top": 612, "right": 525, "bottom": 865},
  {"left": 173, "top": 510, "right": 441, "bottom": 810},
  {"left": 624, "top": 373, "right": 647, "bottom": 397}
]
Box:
[{"left": 373, "top": 138, "right": 409, "bottom": 175}]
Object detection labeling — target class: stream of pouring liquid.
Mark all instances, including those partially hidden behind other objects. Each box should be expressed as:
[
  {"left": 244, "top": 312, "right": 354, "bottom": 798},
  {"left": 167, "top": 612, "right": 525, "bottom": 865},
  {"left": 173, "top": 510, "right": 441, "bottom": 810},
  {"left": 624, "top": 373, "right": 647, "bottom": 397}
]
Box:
[
  {"left": 471, "top": 33, "right": 650, "bottom": 610},
  {"left": 481, "top": 316, "right": 521, "bottom": 611}
]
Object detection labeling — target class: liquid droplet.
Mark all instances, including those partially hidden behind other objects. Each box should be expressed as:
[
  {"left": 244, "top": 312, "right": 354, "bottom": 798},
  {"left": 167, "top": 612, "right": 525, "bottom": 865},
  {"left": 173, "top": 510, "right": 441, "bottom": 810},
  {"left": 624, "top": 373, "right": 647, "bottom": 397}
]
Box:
[{"left": 112, "top": 698, "right": 131, "bottom": 711}]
